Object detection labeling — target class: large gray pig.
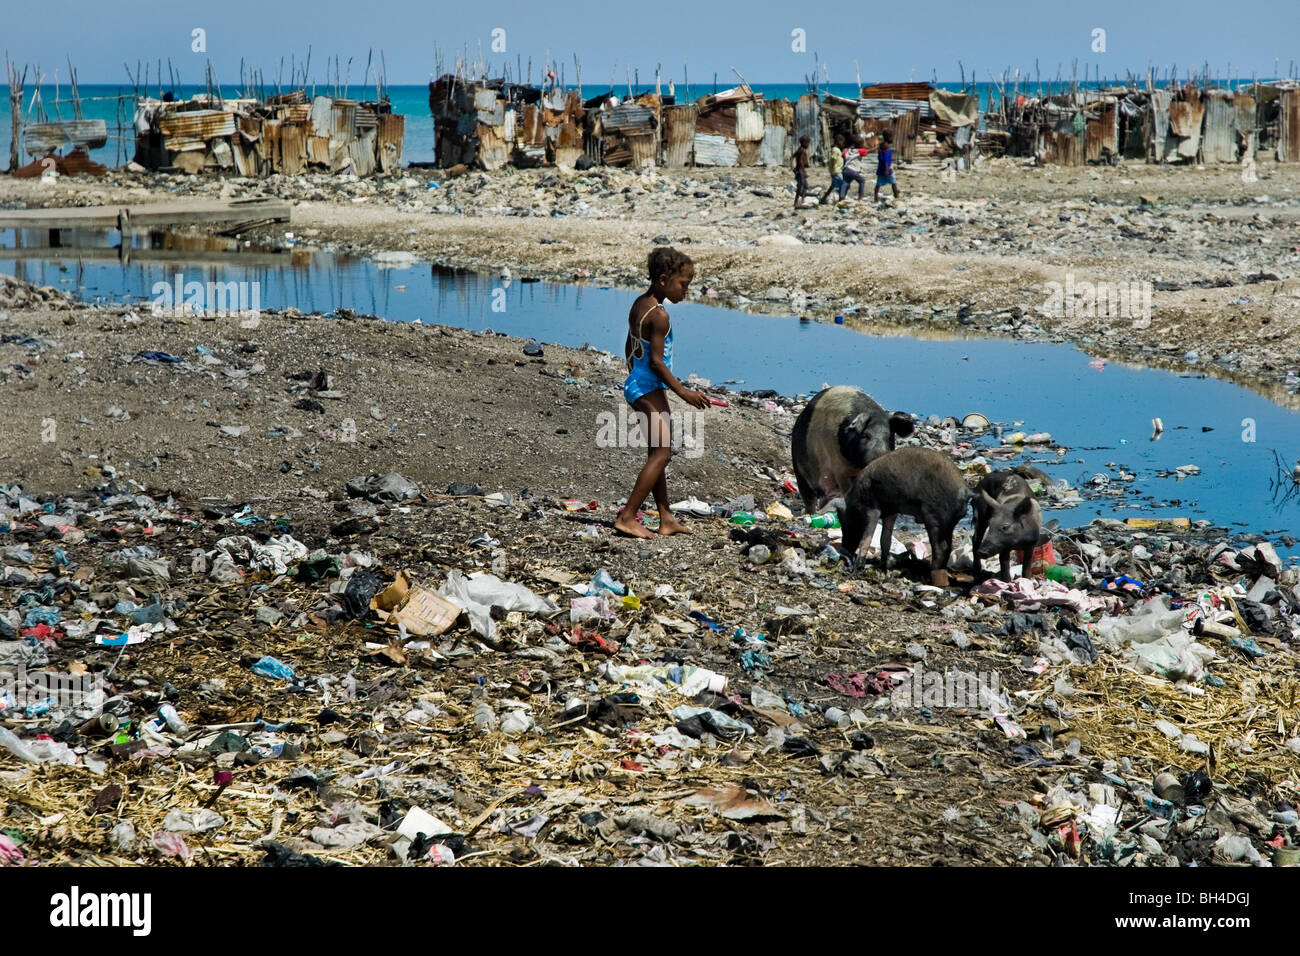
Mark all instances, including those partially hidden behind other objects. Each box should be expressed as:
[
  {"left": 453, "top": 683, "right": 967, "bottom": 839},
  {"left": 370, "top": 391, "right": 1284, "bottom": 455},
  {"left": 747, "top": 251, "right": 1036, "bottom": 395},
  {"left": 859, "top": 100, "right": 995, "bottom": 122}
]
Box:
[
  {"left": 790, "top": 386, "right": 915, "bottom": 515},
  {"left": 838, "top": 446, "right": 971, "bottom": 587}
]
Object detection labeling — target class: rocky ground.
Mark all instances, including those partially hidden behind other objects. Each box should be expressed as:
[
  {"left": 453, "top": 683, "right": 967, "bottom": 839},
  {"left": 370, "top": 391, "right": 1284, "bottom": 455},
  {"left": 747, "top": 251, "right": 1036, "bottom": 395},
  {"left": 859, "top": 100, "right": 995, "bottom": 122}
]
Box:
[
  {"left": 3, "top": 157, "right": 1299, "bottom": 404},
  {"left": 0, "top": 276, "right": 1298, "bottom": 867}
]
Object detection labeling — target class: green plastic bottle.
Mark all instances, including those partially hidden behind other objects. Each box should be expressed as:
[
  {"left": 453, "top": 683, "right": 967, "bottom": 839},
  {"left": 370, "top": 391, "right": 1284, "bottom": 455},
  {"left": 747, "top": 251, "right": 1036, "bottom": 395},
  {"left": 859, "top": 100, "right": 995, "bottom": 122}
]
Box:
[
  {"left": 1045, "top": 564, "right": 1076, "bottom": 584},
  {"left": 729, "top": 512, "right": 756, "bottom": 527},
  {"left": 808, "top": 513, "right": 841, "bottom": 529}
]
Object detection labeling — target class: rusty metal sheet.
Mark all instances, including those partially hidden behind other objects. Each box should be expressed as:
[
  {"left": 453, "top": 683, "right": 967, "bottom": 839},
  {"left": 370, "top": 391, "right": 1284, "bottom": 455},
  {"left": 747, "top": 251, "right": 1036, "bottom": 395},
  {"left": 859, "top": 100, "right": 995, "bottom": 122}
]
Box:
[
  {"left": 277, "top": 123, "right": 308, "bottom": 175},
  {"left": 520, "top": 105, "right": 546, "bottom": 146},
  {"left": 795, "top": 93, "right": 822, "bottom": 159},
  {"left": 662, "top": 105, "right": 697, "bottom": 167},
  {"left": 1280, "top": 89, "right": 1300, "bottom": 162},
  {"left": 692, "top": 133, "right": 738, "bottom": 166},
  {"left": 1085, "top": 99, "right": 1119, "bottom": 162},
  {"left": 331, "top": 101, "right": 357, "bottom": 141},
  {"left": 737, "top": 139, "right": 761, "bottom": 166},
  {"left": 1201, "top": 91, "right": 1238, "bottom": 164},
  {"left": 477, "top": 123, "right": 508, "bottom": 171},
  {"left": 238, "top": 114, "right": 263, "bottom": 143},
  {"left": 860, "top": 82, "right": 933, "bottom": 100},
  {"left": 308, "top": 135, "right": 332, "bottom": 165},
  {"left": 159, "top": 110, "right": 236, "bottom": 151},
  {"left": 342, "top": 129, "right": 374, "bottom": 176},
  {"left": 23, "top": 119, "right": 108, "bottom": 154},
  {"left": 284, "top": 104, "right": 311, "bottom": 124},
  {"left": 1167, "top": 91, "right": 1204, "bottom": 159},
  {"left": 12, "top": 147, "right": 106, "bottom": 177},
  {"left": 764, "top": 99, "right": 794, "bottom": 129},
  {"left": 626, "top": 131, "right": 658, "bottom": 167},
  {"left": 377, "top": 113, "right": 404, "bottom": 173},
  {"left": 735, "top": 99, "right": 765, "bottom": 142},
  {"left": 1040, "top": 126, "right": 1084, "bottom": 165},
  {"left": 890, "top": 108, "right": 919, "bottom": 162},
  {"left": 696, "top": 105, "right": 737, "bottom": 138}
]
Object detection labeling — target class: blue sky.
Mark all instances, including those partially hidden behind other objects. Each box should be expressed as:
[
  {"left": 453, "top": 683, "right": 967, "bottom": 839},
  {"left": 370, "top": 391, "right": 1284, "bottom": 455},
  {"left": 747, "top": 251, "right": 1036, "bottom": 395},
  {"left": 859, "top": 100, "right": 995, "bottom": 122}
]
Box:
[{"left": 3, "top": 0, "right": 1297, "bottom": 85}]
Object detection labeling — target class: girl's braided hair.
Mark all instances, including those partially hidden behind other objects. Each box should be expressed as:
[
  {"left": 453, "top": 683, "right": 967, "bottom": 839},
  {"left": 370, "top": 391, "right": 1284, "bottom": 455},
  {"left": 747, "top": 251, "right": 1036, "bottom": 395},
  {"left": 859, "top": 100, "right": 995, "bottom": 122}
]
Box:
[{"left": 648, "top": 246, "right": 694, "bottom": 282}]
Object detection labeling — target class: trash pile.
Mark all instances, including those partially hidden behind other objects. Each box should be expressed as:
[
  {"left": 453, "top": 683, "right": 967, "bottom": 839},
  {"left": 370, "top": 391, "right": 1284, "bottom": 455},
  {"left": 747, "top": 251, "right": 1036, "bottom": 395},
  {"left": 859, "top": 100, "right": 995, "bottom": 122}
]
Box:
[{"left": 0, "top": 440, "right": 1297, "bottom": 868}]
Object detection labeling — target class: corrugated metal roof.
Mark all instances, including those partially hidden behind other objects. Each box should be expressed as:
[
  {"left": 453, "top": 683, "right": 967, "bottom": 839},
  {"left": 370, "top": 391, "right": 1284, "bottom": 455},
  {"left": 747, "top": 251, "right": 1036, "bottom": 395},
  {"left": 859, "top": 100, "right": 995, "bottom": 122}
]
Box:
[
  {"left": 159, "top": 110, "right": 237, "bottom": 150},
  {"left": 601, "top": 104, "right": 655, "bottom": 131},
  {"left": 23, "top": 119, "right": 108, "bottom": 153},
  {"left": 858, "top": 98, "right": 935, "bottom": 120},
  {"left": 860, "top": 82, "right": 934, "bottom": 100}
]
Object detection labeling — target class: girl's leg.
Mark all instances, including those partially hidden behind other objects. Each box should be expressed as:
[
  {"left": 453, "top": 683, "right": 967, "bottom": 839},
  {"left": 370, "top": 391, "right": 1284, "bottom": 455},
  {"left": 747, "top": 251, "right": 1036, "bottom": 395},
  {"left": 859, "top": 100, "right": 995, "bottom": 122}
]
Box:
[{"left": 615, "top": 391, "right": 688, "bottom": 537}]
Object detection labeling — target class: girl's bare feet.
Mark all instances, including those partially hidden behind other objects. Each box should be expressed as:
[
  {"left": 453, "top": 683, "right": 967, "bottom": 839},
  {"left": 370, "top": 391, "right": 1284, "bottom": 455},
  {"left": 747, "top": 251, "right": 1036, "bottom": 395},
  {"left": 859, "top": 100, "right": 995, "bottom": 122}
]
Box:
[
  {"left": 657, "top": 515, "right": 693, "bottom": 535},
  {"left": 614, "top": 512, "right": 655, "bottom": 538}
]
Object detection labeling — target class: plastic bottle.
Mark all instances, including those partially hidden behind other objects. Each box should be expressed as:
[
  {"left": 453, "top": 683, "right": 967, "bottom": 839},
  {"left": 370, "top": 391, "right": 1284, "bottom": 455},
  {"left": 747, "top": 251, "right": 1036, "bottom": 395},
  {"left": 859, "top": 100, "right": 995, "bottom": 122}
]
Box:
[
  {"left": 729, "top": 512, "right": 757, "bottom": 527},
  {"left": 473, "top": 703, "right": 498, "bottom": 732},
  {"left": 808, "top": 513, "right": 841, "bottom": 529},
  {"left": 1045, "top": 564, "right": 1076, "bottom": 584},
  {"left": 0, "top": 726, "right": 39, "bottom": 762},
  {"left": 158, "top": 704, "right": 190, "bottom": 735}
]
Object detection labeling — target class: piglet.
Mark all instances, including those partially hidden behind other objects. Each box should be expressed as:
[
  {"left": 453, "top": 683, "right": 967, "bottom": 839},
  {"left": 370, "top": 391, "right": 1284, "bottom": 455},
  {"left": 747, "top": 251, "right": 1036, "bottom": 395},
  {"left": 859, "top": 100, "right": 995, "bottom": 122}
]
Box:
[
  {"left": 838, "top": 446, "right": 971, "bottom": 586},
  {"left": 971, "top": 470, "right": 1043, "bottom": 581}
]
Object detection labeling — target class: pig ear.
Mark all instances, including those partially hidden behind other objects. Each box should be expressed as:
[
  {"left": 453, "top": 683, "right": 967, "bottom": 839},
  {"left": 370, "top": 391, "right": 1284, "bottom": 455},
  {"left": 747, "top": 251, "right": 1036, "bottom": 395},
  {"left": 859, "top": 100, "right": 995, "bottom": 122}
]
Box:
[
  {"left": 889, "top": 412, "right": 915, "bottom": 438},
  {"left": 1013, "top": 494, "right": 1035, "bottom": 517},
  {"left": 980, "top": 489, "right": 998, "bottom": 510}
]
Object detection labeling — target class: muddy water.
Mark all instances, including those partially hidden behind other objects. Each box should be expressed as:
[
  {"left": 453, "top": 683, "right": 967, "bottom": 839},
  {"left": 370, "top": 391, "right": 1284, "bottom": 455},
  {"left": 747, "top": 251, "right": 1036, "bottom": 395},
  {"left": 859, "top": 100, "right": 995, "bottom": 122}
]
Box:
[{"left": 3, "top": 229, "right": 1298, "bottom": 557}]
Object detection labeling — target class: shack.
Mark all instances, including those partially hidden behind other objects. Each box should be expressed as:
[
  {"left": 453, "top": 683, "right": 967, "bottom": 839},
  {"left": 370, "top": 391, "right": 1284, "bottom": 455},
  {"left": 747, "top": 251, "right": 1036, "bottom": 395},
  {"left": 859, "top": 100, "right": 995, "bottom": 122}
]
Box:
[
  {"left": 429, "top": 74, "right": 584, "bottom": 170},
  {"left": 133, "top": 91, "right": 404, "bottom": 177}
]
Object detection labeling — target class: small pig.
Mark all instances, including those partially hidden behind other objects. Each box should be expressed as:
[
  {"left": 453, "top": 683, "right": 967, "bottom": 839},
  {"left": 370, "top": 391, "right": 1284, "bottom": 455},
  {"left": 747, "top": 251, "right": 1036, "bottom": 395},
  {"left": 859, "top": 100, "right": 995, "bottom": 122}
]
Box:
[
  {"left": 971, "top": 470, "right": 1043, "bottom": 581},
  {"left": 791, "top": 386, "right": 915, "bottom": 515},
  {"left": 838, "top": 446, "right": 971, "bottom": 586}
]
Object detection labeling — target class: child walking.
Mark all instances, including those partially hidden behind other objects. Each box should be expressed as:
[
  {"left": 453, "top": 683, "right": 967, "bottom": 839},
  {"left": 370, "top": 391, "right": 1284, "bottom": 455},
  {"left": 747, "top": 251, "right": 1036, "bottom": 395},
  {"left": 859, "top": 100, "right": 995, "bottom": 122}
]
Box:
[
  {"left": 875, "top": 130, "right": 900, "bottom": 202},
  {"left": 792, "top": 136, "right": 811, "bottom": 209},
  {"left": 820, "top": 134, "right": 845, "bottom": 204},
  {"left": 615, "top": 248, "right": 712, "bottom": 539}
]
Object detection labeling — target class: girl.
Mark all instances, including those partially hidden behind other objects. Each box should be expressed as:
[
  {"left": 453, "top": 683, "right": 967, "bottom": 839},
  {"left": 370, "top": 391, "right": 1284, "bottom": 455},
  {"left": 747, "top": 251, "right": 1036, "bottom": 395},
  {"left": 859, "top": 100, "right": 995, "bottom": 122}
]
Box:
[
  {"left": 615, "top": 247, "right": 711, "bottom": 539},
  {"left": 841, "top": 134, "right": 871, "bottom": 201}
]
